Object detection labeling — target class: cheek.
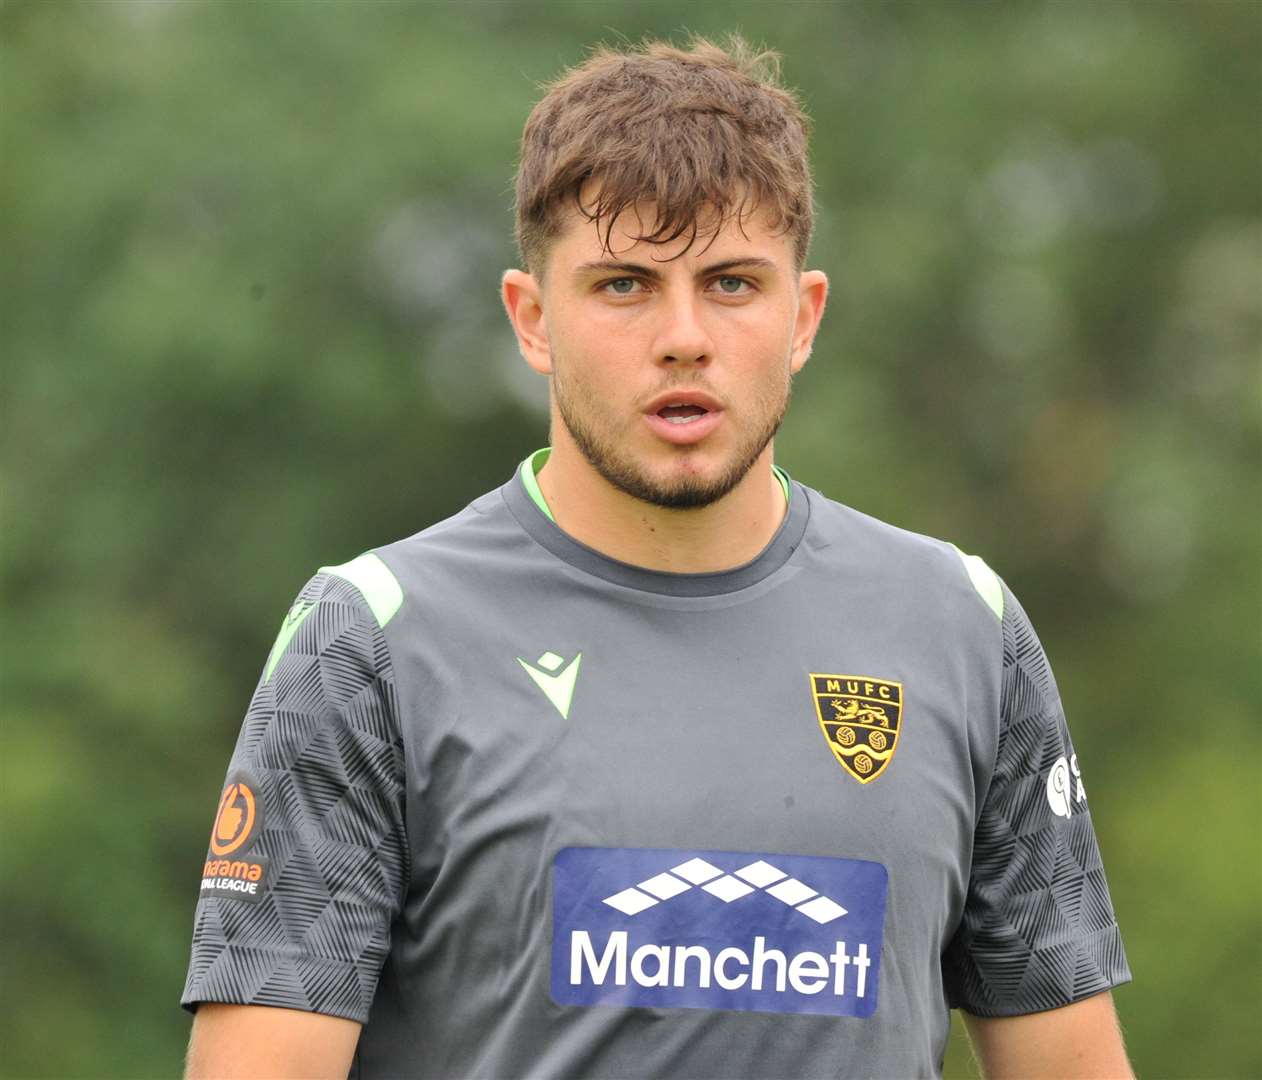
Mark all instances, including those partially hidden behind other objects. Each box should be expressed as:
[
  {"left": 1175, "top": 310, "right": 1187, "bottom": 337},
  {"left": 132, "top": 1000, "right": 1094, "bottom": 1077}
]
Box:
[
  {"left": 716, "top": 306, "right": 794, "bottom": 356},
  {"left": 557, "top": 301, "right": 632, "bottom": 354},
  {"left": 554, "top": 331, "right": 640, "bottom": 393},
  {"left": 565, "top": 298, "right": 646, "bottom": 341},
  {"left": 553, "top": 352, "right": 622, "bottom": 419}
]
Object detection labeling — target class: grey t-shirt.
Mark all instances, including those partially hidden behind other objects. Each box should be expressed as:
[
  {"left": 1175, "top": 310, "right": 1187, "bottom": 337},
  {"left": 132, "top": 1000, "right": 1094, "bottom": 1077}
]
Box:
[{"left": 183, "top": 453, "right": 1130, "bottom": 1078}]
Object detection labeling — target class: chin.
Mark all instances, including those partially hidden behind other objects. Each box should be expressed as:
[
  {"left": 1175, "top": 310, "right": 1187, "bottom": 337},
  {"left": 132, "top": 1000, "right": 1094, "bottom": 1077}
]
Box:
[{"left": 605, "top": 452, "right": 754, "bottom": 510}]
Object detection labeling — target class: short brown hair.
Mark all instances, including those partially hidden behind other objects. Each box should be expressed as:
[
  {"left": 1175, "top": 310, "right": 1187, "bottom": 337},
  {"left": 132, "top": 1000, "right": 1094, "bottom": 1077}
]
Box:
[{"left": 513, "top": 34, "right": 814, "bottom": 278}]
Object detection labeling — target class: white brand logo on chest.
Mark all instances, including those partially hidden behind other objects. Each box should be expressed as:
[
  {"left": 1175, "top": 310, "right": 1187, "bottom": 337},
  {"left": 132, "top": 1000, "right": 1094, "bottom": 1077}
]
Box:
[{"left": 517, "top": 650, "right": 582, "bottom": 719}]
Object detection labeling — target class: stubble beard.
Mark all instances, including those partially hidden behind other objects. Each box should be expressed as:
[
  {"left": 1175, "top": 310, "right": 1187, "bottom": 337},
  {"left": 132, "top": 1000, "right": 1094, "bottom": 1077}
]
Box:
[{"left": 553, "top": 368, "right": 791, "bottom": 510}]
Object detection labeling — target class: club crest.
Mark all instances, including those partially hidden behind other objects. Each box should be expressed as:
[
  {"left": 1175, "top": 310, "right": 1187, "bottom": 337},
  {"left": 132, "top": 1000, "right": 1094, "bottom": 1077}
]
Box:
[{"left": 809, "top": 675, "right": 903, "bottom": 784}]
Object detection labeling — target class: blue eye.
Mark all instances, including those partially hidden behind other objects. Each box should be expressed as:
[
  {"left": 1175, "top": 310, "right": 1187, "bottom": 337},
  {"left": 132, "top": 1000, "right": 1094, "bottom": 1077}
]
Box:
[
  {"left": 604, "top": 278, "right": 639, "bottom": 295},
  {"left": 715, "top": 277, "right": 750, "bottom": 294}
]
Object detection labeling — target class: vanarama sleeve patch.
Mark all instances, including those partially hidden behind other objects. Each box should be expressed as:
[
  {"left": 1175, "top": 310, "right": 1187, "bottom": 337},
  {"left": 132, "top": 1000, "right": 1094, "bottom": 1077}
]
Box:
[{"left": 199, "top": 770, "right": 269, "bottom": 903}]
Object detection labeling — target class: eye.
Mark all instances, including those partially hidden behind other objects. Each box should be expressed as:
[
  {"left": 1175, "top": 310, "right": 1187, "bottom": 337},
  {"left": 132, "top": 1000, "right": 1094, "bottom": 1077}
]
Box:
[
  {"left": 600, "top": 277, "right": 644, "bottom": 296},
  {"left": 712, "top": 276, "right": 753, "bottom": 295}
]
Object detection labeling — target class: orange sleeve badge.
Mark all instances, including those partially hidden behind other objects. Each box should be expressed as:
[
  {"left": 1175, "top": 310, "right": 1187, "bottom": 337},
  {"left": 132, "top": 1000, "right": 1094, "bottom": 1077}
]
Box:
[
  {"left": 210, "top": 780, "right": 258, "bottom": 856},
  {"left": 200, "top": 772, "right": 269, "bottom": 903}
]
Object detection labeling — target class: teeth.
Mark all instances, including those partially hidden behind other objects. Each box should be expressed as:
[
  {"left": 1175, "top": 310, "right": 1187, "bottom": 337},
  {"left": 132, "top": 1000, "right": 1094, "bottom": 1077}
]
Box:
[{"left": 665, "top": 414, "right": 701, "bottom": 424}]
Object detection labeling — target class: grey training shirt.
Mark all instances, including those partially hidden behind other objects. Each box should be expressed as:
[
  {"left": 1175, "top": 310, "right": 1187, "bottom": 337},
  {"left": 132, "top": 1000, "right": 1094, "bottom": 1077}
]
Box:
[{"left": 183, "top": 451, "right": 1130, "bottom": 1078}]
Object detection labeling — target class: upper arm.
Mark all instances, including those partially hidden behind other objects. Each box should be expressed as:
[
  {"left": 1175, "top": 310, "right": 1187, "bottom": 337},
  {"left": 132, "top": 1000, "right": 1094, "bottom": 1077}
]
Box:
[
  {"left": 185, "top": 1004, "right": 361, "bottom": 1080},
  {"left": 962, "top": 991, "right": 1132, "bottom": 1080},
  {"left": 943, "top": 581, "right": 1131, "bottom": 1016},
  {"left": 180, "top": 561, "right": 408, "bottom": 1024}
]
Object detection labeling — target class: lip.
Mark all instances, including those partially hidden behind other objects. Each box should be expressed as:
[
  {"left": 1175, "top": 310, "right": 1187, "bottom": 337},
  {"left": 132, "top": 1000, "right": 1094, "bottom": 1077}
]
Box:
[
  {"left": 642, "top": 390, "right": 725, "bottom": 446},
  {"left": 643, "top": 389, "right": 724, "bottom": 416}
]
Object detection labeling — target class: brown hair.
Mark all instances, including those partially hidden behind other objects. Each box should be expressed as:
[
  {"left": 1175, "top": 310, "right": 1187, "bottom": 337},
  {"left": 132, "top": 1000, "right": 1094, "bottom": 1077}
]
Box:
[{"left": 513, "top": 34, "right": 814, "bottom": 278}]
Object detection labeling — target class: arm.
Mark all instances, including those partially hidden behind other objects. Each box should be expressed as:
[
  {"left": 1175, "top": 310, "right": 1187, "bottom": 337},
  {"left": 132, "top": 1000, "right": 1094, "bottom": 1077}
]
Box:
[
  {"left": 179, "top": 563, "right": 408, "bottom": 1063},
  {"left": 963, "top": 991, "right": 1133, "bottom": 1080},
  {"left": 185, "top": 1004, "right": 361, "bottom": 1080},
  {"left": 942, "top": 574, "right": 1132, "bottom": 1066}
]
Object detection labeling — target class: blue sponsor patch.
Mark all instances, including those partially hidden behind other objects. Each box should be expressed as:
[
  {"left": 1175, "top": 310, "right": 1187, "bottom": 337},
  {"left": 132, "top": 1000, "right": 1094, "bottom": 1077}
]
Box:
[{"left": 551, "top": 847, "right": 888, "bottom": 1018}]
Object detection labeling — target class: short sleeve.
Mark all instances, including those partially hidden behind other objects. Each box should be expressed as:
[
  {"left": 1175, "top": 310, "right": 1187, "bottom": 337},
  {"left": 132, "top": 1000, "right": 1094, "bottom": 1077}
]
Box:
[
  {"left": 943, "top": 584, "right": 1131, "bottom": 1015},
  {"left": 181, "top": 569, "right": 408, "bottom": 1023}
]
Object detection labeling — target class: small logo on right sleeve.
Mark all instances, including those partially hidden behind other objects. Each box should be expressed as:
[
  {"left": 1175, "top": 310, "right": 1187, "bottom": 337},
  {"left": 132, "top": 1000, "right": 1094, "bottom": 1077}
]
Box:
[
  {"left": 200, "top": 773, "right": 269, "bottom": 902},
  {"left": 210, "top": 780, "right": 258, "bottom": 855},
  {"left": 1045, "top": 754, "right": 1087, "bottom": 818}
]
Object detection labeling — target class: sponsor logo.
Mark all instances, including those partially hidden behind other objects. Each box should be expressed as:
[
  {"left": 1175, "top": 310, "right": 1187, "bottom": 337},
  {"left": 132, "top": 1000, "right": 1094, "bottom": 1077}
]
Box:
[
  {"left": 552, "top": 847, "right": 888, "bottom": 1018},
  {"left": 202, "top": 773, "right": 268, "bottom": 902},
  {"left": 810, "top": 674, "right": 903, "bottom": 783},
  {"left": 1046, "top": 754, "right": 1087, "bottom": 819},
  {"left": 199, "top": 855, "right": 270, "bottom": 903},
  {"left": 517, "top": 650, "right": 582, "bottom": 719},
  {"left": 209, "top": 777, "right": 260, "bottom": 856}
]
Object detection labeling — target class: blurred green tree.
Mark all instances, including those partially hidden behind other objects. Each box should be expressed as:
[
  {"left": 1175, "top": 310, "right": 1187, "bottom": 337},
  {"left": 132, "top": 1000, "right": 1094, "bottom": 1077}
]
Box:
[{"left": 2, "top": 2, "right": 1258, "bottom": 1076}]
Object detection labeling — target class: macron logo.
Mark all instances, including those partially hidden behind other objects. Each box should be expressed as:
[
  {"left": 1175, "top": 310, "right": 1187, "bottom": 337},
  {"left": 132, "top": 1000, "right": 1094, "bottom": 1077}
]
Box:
[
  {"left": 518, "top": 650, "right": 582, "bottom": 719},
  {"left": 603, "top": 857, "right": 848, "bottom": 925}
]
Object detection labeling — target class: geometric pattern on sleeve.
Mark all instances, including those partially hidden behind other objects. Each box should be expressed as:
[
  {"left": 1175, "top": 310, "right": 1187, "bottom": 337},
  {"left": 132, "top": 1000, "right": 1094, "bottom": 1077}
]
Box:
[
  {"left": 181, "top": 572, "right": 408, "bottom": 1024},
  {"left": 943, "top": 586, "right": 1131, "bottom": 1015}
]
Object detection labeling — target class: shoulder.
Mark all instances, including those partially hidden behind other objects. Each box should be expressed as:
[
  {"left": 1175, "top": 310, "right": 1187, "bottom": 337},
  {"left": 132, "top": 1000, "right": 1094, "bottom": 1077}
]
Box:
[
  {"left": 307, "top": 483, "right": 525, "bottom": 634},
  {"left": 798, "top": 483, "right": 1005, "bottom": 624},
  {"left": 380, "top": 484, "right": 520, "bottom": 563}
]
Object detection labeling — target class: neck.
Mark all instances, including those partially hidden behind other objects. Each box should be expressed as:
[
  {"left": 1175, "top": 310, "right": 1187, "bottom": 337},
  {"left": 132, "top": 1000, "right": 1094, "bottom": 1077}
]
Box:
[{"left": 533, "top": 436, "right": 788, "bottom": 574}]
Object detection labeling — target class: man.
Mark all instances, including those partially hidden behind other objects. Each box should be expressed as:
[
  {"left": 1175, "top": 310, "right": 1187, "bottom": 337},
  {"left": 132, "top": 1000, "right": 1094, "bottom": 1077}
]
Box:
[{"left": 182, "top": 36, "right": 1132, "bottom": 1079}]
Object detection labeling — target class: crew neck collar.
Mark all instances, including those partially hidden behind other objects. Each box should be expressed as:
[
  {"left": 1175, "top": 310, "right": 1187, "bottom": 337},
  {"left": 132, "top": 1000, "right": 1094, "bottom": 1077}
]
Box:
[
  {"left": 518, "top": 447, "right": 790, "bottom": 523},
  {"left": 503, "top": 448, "right": 809, "bottom": 597}
]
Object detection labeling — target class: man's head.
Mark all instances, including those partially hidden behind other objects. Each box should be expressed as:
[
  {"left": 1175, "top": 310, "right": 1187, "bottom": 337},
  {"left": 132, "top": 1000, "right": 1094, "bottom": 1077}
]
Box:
[
  {"left": 503, "top": 36, "right": 827, "bottom": 511},
  {"left": 513, "top": 35, "right": 815, "bottom": 281}
]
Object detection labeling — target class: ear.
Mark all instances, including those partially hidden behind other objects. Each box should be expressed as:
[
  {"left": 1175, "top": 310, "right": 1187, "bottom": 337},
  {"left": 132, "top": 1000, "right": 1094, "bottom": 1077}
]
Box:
[
  {"left": 501, "top": 269, "right": 552, "bottom": 375},
  {"left": 789, "top": 270, "right": 829, "bottom": 374}
]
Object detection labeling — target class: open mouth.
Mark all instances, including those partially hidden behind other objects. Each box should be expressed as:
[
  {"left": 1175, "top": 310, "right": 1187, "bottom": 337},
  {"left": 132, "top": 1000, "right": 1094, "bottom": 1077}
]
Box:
[
  {"left": 656, "top": 403, "right": 710, "bottom": 425},
  {"left": 643, "top": 391, "right": 723, "bottom": 444}
]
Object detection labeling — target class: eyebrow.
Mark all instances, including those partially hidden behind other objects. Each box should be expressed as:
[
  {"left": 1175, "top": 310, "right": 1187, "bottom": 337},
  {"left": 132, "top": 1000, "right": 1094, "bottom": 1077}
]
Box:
[{"left": 573, "top": 257, "right": 779, "bottom": 281}]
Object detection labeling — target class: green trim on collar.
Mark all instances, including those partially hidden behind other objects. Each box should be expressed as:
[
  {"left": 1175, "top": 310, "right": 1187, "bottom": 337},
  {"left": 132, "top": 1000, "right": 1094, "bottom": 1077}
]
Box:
[
  {"left": 517, "top": 447, "right": 791, "bottom": 523},
  {"left": 772, "top": 463, "right": 791, "bottom": 506},
  {"left": 519, "top": 447, "right": 556, "bottom": 522}
]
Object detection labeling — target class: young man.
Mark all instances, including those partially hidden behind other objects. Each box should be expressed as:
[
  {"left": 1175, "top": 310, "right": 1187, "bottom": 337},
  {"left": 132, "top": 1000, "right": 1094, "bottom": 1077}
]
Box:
[{"left": 182, "top": 37, "right": 1132, "bottom": 1079}]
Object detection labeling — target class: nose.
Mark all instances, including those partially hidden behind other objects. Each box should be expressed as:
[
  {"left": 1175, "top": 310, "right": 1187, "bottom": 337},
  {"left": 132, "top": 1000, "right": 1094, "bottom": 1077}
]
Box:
[{"left": 653, "top": 291, "right": 714, "bottom": 367}]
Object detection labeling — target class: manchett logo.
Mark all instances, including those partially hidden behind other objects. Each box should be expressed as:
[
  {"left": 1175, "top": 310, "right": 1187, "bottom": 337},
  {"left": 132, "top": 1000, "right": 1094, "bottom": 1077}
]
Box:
[
  {"left": 552, "top": 847, "right": 888, "bottom": 1019},
  {"left": 602, "top": 856, "right": 848, "bottom": 925}
]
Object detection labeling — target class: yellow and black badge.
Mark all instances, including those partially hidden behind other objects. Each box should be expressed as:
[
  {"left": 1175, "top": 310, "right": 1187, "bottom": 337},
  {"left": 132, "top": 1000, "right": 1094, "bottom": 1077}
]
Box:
[{"left": 810, "top": 674, "right": 903, "bottom": 784}]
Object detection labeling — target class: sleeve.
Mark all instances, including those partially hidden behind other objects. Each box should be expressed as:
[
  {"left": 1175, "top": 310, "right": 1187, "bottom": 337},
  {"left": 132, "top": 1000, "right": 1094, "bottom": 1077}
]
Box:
[
  {"left": 943, "top": 583, "right": 1131, "bottom": 1016},
  {"left": 181, "top": 567, "right": 408, "bottom": 1024}
]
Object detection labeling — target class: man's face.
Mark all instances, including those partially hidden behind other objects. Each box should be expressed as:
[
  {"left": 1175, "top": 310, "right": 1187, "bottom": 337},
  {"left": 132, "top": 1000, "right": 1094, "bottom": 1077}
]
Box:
[{"left": 508, "top": 200, "right": 826, "bottom": 509}]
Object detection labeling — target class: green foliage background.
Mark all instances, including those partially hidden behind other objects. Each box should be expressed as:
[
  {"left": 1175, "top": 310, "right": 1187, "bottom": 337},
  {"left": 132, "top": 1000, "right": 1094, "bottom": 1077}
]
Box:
[{"left": 3, "top": 2, "right": 1259, "bottom": 1076}]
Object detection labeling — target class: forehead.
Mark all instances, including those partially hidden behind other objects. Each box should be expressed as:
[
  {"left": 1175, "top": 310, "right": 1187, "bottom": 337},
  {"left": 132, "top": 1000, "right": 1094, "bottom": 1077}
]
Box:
[{"left": 548, "top": 195, "right": 793, "bottom": 271}]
